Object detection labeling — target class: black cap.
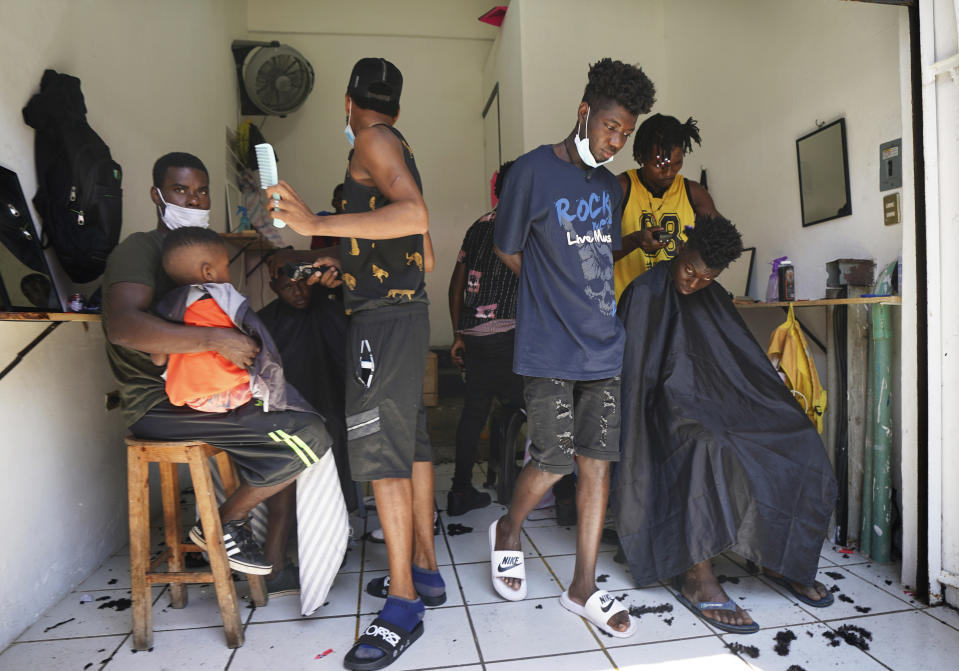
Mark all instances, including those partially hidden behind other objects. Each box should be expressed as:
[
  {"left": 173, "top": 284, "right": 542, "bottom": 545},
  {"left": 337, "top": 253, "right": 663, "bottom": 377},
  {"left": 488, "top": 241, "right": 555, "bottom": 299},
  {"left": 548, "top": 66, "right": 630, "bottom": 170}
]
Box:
[{"left": 347, "top": 58, "right": 403, "bottom": 105}]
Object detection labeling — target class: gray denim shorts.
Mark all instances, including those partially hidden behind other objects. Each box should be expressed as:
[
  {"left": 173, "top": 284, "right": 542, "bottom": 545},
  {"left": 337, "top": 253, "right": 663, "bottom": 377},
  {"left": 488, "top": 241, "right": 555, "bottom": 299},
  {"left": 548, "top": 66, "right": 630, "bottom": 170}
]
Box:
[{"left": 523, "top": 376, "right": 621, "bottom": 474}]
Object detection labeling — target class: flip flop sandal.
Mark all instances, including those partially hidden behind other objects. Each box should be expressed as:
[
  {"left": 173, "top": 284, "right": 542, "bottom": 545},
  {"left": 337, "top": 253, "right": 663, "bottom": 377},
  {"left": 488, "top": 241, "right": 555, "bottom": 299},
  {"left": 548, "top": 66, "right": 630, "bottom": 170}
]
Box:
[
  {"left": 365, "top": 575, "right": 447, "bottom": 607},
  {"left": 673, "top": 591, "right": 760, "bottom": 634},
  {"left": 560, "top": 589, "right": 637, "bottom": 638},
  {"left": 765, "top": 573, "right": 835, "bottom": 608},
  {"left": 343, "top": 617, "right": 424, "bottom": 671},
  {"left": 366, "top": 575, "right": 392, "bottom": 599},
  {"left": 489, "top": 520, "right": 526, "bottom": 601}
]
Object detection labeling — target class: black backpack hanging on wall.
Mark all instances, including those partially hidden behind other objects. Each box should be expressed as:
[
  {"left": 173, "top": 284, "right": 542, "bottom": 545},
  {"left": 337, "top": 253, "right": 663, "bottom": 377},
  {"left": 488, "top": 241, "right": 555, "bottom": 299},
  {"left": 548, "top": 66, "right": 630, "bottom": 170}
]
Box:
[{"left": 22, "top": 69, "right": 122, "bottom": 283}]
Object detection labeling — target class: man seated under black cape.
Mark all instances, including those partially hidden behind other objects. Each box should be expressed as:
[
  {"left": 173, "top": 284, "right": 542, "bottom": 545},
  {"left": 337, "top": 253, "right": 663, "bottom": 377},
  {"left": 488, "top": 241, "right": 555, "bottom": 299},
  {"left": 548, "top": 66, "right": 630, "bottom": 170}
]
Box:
[
  {"left": 259, "top": 269, "right": 356, "bottom": 513},
  {"left": 613, "top": 215, "right": 838, "bottom": 634}
]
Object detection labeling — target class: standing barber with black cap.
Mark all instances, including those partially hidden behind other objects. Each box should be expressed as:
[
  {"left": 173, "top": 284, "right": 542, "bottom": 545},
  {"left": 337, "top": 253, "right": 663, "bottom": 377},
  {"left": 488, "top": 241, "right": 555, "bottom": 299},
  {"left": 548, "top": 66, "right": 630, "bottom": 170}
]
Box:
[{"left": 266, "top": 58, "right": 440, "bottom": 670}]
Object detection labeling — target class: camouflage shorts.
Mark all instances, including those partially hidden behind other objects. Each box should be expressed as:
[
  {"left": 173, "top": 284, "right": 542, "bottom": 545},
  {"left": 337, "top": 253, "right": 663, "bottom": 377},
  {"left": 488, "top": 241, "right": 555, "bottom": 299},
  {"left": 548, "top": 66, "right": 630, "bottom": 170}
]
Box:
[{"left": 522, "top": 376, "right": 621, "bottom": 474}]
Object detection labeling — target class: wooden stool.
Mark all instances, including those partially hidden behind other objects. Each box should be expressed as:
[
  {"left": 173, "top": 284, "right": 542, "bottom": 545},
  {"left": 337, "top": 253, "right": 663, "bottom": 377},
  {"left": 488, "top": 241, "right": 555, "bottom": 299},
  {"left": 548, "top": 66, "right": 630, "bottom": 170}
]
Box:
[{"left": 126, "top": 437, "right": 268, "bottom": 650}]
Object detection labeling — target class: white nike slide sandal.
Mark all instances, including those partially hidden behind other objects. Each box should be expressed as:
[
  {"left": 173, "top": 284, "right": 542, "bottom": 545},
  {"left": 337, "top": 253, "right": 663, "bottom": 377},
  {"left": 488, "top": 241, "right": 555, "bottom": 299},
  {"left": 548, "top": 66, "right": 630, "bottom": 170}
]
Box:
[
  {"left": 560, "top": 589, "right": 637, "bottom": 638},
  {"left": 489, "top": 520, "right": 527, "bottom": 601}
]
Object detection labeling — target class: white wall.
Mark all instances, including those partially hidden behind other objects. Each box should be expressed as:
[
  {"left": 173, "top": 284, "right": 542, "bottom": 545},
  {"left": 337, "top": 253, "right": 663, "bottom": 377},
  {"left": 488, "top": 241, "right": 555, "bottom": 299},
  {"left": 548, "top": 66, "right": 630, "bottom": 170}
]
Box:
[
  {"left": 663, "top": 0, "right": 905, "bottom": 302},
  {"left": 244, "top": 0, "right": 496, "bottom": 346},
  {"left": 0, "top": 321, "right": 127, "bottom": 647},
  {"left": 516, "top": 0, "right": 667, "bottom": 154},
  {"left": 0, "top": 0, "right": 244, "bottom": 649},
  {"left": 896, "top": 8, "right": 919, "bottom": 591},
  {"left": 482, "top": 0, "right": 529, "bottom": 168},
  {"left": 246, "top": 0, "right": 495, "bottom": 40},
  {"left": 922, "top": 0, "right": 959, "bottom": 606}
]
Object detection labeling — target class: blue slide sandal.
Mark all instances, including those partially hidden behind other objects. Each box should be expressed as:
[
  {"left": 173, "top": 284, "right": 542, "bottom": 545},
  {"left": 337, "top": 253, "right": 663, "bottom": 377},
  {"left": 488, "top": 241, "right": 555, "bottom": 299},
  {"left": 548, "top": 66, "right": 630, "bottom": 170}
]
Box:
[{"left": 673, "top": 591, "right": 760, "bottom": 634}]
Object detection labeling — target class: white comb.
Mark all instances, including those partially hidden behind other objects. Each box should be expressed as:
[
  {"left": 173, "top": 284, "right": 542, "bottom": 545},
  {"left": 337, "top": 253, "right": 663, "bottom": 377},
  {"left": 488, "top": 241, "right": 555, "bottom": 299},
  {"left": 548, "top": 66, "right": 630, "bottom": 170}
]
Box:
[{"left": 254, "top": 143, "right": 285, "bottom": 228}]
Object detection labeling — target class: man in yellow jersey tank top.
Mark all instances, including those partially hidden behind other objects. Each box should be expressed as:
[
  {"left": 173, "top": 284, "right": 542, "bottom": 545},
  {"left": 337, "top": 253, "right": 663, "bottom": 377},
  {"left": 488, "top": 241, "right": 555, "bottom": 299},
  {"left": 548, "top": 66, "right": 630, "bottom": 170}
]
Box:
[{"left": 613, "top": 114, "right": 720, "bottom": 301}]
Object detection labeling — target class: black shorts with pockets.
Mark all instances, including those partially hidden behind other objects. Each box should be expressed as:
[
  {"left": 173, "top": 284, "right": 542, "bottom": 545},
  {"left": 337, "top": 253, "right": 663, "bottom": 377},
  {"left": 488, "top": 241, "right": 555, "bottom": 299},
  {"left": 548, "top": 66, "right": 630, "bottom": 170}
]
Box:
[{"left": 345, "top": 303, "right": 432, "bottom": 481}]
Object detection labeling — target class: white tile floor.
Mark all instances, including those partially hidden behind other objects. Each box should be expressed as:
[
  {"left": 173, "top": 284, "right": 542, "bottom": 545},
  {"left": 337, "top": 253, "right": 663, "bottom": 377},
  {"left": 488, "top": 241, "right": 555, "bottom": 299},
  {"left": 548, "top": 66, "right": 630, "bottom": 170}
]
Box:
[{"left": 3, "top": 461, "right": 959, "bottom": 670}]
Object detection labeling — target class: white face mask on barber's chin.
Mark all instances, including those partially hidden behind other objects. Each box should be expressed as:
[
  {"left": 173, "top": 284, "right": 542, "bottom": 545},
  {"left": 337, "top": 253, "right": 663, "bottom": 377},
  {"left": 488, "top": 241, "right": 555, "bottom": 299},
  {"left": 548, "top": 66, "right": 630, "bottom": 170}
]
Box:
[
  {"left": 573, "top": 106, "right": 613, "bottom": 169},
  {"left": 155, "top": 188, "right": 210, "bottom": 229}
]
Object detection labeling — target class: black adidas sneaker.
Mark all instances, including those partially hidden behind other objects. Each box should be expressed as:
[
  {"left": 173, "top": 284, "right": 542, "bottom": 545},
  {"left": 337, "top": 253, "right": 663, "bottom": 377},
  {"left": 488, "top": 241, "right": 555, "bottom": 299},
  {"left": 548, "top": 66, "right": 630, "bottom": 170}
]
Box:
[{"left": 188, "top": 518, "right": 272, "bottom": 575}]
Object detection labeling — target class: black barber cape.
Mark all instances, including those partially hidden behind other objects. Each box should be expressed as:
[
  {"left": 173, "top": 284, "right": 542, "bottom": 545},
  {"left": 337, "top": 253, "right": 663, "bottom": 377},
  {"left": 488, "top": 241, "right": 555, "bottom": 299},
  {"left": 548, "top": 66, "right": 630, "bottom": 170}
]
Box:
[
  {"left": 259, "top": 287, "right": 356, "bottom": 512},
  {"left": 613, "top": 262, "right": 837, "bottom": 587}
]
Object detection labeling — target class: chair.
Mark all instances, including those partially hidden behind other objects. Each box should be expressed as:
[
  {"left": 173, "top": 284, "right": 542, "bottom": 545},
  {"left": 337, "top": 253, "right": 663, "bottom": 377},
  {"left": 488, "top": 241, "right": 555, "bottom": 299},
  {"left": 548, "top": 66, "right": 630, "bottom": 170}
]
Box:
[{"left": 126, "top": 437, "right": 267, "bottom": 650}]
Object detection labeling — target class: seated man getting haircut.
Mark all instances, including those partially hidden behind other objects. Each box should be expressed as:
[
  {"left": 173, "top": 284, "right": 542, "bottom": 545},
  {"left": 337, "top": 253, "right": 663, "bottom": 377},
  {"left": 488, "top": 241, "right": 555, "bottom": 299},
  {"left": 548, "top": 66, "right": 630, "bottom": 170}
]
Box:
[
  {"left": 614, "top": 215, "right": 837, "bottom": 634},
  {"left": 259, "top": 265, "right": 354, "bottom": 513}
]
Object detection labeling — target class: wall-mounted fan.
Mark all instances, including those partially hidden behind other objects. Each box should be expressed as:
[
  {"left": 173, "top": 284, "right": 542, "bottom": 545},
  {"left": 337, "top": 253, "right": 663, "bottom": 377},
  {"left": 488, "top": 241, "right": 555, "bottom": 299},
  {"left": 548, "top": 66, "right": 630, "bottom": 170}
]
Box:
[{"left": 231, "top": 40, "right": 315, "bottom": 117}]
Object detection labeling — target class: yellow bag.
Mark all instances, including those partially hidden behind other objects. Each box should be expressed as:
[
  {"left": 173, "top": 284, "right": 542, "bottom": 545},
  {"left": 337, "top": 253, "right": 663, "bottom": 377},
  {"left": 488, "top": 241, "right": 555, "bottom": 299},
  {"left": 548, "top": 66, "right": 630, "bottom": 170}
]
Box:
[{"left": 766, "top": 304, "right": 827, "bottom": 433}]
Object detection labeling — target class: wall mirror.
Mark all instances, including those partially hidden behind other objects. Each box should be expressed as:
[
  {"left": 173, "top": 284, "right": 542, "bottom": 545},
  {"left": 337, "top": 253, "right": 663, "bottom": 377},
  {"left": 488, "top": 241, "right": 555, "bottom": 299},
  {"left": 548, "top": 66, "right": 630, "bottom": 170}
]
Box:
[
  {"left": 0, "top": 165, "right": 61, "bottom": 311},
  {"left": 796, "top": 118, "right": 852, "bottom": 227}
]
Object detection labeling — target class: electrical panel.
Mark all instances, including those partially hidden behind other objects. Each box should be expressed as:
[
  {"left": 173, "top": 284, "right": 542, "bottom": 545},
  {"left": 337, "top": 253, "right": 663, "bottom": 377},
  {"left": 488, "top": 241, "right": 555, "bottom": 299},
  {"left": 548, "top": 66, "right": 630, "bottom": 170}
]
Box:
[{"left": 879, "top": 139, "right": 902, "bottom": 191}]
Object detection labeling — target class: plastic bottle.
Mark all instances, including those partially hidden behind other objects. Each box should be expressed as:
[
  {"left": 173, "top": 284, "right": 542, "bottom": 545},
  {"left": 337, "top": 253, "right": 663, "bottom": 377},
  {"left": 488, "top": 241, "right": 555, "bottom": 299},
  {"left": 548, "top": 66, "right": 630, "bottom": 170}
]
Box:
[
  {"left": 766, "top": 256, "right": 788, "bottom": 302},
  {"left": 778, "top": 260, "right": 795, "bottom": 301},
  {"left": 237, "top": 206, "right": 251, "bottom": 232}
]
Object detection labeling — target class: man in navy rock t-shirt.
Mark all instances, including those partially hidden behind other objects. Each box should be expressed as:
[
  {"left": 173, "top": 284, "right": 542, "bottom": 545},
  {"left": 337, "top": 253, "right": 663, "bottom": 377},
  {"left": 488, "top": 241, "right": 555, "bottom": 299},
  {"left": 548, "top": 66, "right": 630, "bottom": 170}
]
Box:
[{"left": 489, "top": 58, "right": 656, "bottom": 638}]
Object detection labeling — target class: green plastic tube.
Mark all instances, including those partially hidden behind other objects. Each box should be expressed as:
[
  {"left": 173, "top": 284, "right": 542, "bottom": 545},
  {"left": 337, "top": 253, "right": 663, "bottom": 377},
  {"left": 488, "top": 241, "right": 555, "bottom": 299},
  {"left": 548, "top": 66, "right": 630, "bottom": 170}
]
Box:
[{"left": 869, "top": 304, "right": 893, "bottom": 562}]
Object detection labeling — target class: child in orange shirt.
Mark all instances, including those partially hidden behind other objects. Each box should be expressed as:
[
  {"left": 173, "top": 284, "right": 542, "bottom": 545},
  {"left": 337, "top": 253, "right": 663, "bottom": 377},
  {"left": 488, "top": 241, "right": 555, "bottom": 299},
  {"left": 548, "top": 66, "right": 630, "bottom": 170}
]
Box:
[{"left": 153, "top": 227, "right": 253, "bottom": 412}]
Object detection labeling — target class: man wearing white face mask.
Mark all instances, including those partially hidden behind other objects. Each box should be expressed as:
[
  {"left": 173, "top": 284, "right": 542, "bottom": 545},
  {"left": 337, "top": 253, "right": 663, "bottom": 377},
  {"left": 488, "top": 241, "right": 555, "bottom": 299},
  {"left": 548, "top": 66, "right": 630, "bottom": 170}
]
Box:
[
  {"left": 150, "top": 170, "right": 212, "bottom": 230},
  {"left": 101, "top": 152, "right": 331, "bottom": 581},
  {"left": 489, "top": 59, "right": 655, "bottom": 638}
]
